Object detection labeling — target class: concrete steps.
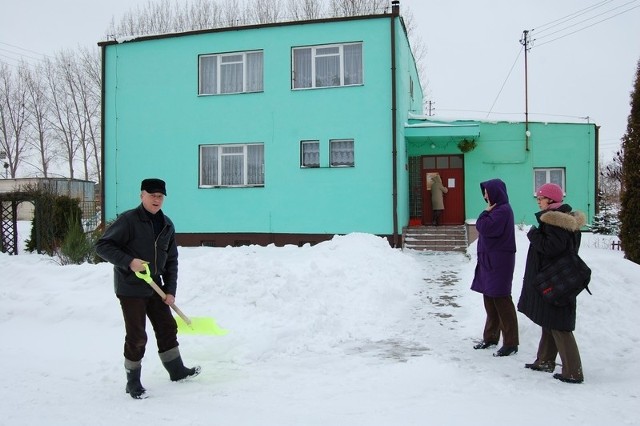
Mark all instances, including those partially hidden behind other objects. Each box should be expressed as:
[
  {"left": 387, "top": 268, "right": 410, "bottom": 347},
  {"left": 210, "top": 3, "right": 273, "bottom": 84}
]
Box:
[{"left": 403, "top": 225, "right": 469, "bottom": 252}]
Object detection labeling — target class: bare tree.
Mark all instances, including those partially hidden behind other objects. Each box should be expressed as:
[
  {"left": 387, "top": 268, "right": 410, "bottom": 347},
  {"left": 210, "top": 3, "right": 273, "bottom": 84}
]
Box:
[
  {"left": 44, "top": 56, "right": 79, "bottom": 179},
  {"left": 328, "top": 0, "right": 387, "bottom": 17},
  {"left": 146, "top": 0, "right": 175, "bottom": 33},
  {"left": 223, "top": 0, "right": 245, "bottom": 27},
  {"left": 399, "top": 8, "right": 429, "bottom": 102},
  {"left": 77, "top": 47, "right": 102, "bottom": 183},
  {"left": 108, "top": 0, "right": 174, "bottom": 39},
  {"left": 23, "top": 62, "right": 55, "bottom": 177},
  {"left": 0, "top": 62, "right": 31, "bottom": 178},
  {"left": 58, "top": 50, "right": 98, "bottom": 182},
  {"left": 175, "top": 0, "right": 223, "bottom": 31},
  {"left": 249, "top": 0, "right": 284, "bottom": 24},
  {"left": 599, "top": 159, "right": 621, "bottom": 205},
  {"left": 286, "top": 0, "right": 324, "bottom": 20}
]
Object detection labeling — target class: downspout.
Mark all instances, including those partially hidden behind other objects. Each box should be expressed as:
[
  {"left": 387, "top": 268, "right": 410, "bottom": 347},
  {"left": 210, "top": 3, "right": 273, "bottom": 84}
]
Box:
[
  {"left": 593, "top": 125, "right": 600, "bottom": 221},
  {"left": 390, "top": 1, "right": 399, "bottom": 247},
  {"left": 99, "top": 44, "right": 107, "bottom": 227}
]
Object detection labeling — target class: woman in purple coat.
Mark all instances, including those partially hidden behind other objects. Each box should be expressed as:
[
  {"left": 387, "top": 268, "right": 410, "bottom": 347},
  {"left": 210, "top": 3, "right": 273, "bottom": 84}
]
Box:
[{"left": 471, "top": 179, "right": 519, "bottom": 356}]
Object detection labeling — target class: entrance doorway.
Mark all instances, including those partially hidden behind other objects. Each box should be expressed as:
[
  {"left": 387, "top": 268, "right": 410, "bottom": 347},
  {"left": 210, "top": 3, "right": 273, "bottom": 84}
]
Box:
[{"left": 421, "top": 155, "right": 465, "bottom": 225}]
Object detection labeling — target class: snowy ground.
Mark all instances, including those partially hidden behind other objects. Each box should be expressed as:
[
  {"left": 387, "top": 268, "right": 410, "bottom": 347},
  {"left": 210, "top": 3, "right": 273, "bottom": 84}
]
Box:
[{"left": 0, "top": 222, "right": 638, "bottom": 425}]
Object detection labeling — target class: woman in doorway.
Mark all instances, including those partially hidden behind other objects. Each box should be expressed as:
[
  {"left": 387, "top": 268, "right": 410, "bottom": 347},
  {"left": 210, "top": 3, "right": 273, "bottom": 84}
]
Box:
[{"left": 430, "top": 174, "right": 448, "bottom": 226}]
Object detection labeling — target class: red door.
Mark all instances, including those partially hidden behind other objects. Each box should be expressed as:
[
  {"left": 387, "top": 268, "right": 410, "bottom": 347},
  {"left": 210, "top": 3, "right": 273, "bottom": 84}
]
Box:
[{"left": 421, "top": 155, "right": 465, "bottom": 225}]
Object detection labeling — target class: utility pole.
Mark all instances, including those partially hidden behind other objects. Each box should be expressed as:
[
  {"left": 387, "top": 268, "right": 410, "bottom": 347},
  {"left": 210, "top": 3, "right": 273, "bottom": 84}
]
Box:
[{"left": 520, "top": 30, "right": 531, "bottom": 151}]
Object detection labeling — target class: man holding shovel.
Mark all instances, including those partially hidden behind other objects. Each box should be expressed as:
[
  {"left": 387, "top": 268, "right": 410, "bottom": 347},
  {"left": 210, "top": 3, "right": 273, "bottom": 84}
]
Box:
[{"left": 96, "top": 178, "right": 200, "bottom": 399}]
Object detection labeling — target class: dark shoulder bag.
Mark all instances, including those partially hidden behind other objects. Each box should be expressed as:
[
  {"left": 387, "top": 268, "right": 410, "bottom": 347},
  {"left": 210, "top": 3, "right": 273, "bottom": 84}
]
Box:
[{"left": 534, "top": 243, "right": 592, "bottom": 307}]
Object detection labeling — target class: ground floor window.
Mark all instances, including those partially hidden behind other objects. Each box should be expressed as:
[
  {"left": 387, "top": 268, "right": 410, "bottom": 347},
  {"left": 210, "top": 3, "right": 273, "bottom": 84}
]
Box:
[
  {"left": 199, "top": 143, "right": 264, "bottom": 187},
  {"left": 330, "top": 139, "right": 354, "bottom": 167},
  {"left": 300, "top": 140, "right": 320, "bottom": 168},
  {"left": 534, "top": 168, "right": 565, "bottom": 194}
]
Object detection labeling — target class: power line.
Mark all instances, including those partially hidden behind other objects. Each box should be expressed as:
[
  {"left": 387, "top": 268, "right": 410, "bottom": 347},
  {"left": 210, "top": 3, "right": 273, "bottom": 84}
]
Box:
[
  {"left": 0, "top": 46, "right": 44, "bottom": 63},
  {"left": 0, "top": 41, "right": 53, "bottom": 67},
  {"left": 534, "top": 4, "right": 640, "bottom": 47},
  {"left": 534, "top": 0, "right": 638, "bottom": 40},
  {"left": 529, "top": 0, "right": 639, "bottom": 48},
  {"left": 0, "top": 41, "right": 51, "bottom": 58},
  {"left": 486, "top": 46, "right": 523, "bottom": 118},
  {"left": 532, "top": 0, "right": 616, "bottom": 35}
]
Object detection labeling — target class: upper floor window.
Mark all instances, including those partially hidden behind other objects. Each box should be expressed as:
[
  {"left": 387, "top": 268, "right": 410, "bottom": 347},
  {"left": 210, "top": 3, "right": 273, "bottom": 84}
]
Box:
[
  {"left": 300, "top": 140, "right": 320, "bottom": 168},
  {"left": 330, "top": 139, "right": 355, "bottom": 167},
  {"left": 292, "top": 42, "right": 363, "bottom": 89},
  {"left": 534, "top": 167, "right": 565, "bottom": 194},
  {"left": 199, "top": 50, "right": 264, "bottom": 95},
  {"left": 199, "top": 143, "right": 264, "bottom": 187}
]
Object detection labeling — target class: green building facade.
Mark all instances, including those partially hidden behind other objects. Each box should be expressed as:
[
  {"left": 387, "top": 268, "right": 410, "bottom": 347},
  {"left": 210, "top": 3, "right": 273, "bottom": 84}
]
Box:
[{"left": 99, "top": 6, "right": 596, "bottom": 247}]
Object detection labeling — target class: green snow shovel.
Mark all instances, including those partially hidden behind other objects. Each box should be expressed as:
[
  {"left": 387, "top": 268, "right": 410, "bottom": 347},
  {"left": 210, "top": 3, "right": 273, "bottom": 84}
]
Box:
[{"left": 135, "top": 264, "right": 229, "bottom": 336}]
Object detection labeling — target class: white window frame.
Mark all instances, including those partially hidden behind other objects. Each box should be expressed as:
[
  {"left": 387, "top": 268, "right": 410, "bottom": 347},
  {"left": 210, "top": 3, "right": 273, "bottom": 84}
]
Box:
[
  {"left": 534, "top": 167, "right": 565, "bottom": 194},
  {"left": 330, "top": 139, "right": 355, "bottom": 167},
  {"left": 300, "top": 140, "right": 320, "bottom": 168},
  {"left": 199, "top": 143, "right": 264, "bottom": 187},
  {"left": 292, "top": 42, "right": 363, "bottom": 89},
  {"left": 199, "top": 50, "right": 264, "bottom": 95}
]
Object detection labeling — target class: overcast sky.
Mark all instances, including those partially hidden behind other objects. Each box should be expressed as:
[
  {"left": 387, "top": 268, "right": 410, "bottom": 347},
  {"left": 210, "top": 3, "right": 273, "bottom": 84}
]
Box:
[{"left": 1, "top": 0, "right": 638, "bottom": 162}]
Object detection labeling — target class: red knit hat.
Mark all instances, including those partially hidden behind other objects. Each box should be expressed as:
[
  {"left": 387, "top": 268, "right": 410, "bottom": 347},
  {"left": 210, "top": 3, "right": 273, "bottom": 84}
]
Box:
[{"left": 536, "top": 183, "right": 564, "bottom": 203}]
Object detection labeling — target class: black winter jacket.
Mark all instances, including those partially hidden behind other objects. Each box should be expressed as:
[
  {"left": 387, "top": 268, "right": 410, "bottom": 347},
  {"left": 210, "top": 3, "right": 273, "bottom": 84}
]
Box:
[
  {"left": 96, "top": 204, "right": 178, "bottom": 298},
  {"left": 517, "top": 204, "right": 586, "bottom": 331}
]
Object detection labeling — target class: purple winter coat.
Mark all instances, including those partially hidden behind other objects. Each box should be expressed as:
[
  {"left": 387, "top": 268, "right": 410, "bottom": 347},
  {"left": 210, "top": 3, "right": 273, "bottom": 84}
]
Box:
[{"left": 470, "top": 179, "right": 516, "bottom": 298}]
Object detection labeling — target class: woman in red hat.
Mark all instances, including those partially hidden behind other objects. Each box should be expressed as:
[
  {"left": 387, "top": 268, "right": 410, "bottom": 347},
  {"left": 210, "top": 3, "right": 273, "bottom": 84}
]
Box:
[{"left": 517, "top": 183, "right": 587, "bottom": 384}]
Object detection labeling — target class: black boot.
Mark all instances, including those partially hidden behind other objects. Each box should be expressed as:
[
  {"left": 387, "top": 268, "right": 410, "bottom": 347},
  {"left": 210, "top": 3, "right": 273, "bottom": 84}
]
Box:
[
  {"left": 473, "top": 340, "right": 498, "bottom": 350},
  {"left": 124, "top": 359, "right": 147, "bottom": 399},
  {"left": 494, "top": 345, "right": 518, "bottom": 357},
  {"left": 159, "top": 347, "right": 201, "bottom": 382}
]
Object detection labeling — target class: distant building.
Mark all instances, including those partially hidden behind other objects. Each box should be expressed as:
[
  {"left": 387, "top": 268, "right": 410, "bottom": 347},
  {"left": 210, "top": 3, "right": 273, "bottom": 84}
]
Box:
[{"left": 0, "top": 178, "right": 96, "bottom": 220}]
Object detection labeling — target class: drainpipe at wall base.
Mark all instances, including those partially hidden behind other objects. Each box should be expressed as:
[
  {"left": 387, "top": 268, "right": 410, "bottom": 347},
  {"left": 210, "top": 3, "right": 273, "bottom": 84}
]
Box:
[
  {"left": 390, "top": 3, "right": 399, "bottom": 248},
  {"left": 99, "top": 45, "right": 107, "bottom": 227}
]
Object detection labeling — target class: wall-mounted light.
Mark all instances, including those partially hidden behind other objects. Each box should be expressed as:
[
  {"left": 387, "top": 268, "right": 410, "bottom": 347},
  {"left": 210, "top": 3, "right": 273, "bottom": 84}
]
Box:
[{"left": 430, "top": 143, "right": 436, "bottom": 149}]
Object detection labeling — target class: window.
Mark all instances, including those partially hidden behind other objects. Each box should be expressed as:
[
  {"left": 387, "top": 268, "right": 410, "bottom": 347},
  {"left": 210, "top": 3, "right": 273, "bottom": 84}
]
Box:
[
  {"left": 292, "top": 42, "right": 363, "bottom": 89},
  {"left": 534, "top": 168, "right": 565, "bottom": 193},
  {"left": 199, "top": 144, "right": 264, "bottom": 187},
  {"left": 300, "top": 140, "right": 320, "bottom": 168},
  {"left": 199, "top": 50, "right": 264, "bottom": 95},
  {"left": 330, "top": 139, "right": 354, "bottom": 167}
]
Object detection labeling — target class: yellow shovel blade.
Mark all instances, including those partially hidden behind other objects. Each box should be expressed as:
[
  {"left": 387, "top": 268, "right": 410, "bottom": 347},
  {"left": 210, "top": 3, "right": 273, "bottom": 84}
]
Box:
[{"left": 175, "top": 316, "right": 229, "bottom": 336}]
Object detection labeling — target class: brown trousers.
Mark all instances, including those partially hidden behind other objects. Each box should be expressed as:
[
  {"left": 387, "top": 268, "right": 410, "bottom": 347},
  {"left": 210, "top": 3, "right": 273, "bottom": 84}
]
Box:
[
  {"left": 118, "top": 294, "right": 179, "bottom": 362},
  {"left": 536, "top": 327, "right": 583, "bottom": 380},
  {"left": 482, "top": 295, "right": 519, "bottom": 346}
]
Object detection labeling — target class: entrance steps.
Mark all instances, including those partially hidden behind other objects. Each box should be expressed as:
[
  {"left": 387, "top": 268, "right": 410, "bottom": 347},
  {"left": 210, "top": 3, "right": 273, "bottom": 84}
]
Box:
[{"left": 402, "top": 225, "right": 469, "bottom": 252}]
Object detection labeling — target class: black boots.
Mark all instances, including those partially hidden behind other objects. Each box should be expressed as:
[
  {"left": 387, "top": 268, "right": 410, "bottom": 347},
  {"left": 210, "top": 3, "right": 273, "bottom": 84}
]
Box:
[
  {"left": 494, "top": 346, "right": 518, "bottom": 357},
  {"left": 159, "top": 347, "right": 201, "bottom": 382},
  {"left": 125, "top": 348, "right": 200, "bottom": 399},
  {"left": 474, "top": 341, "right": 518, "bottom": 356},
  {"left": 525, "top": 360, "right": 555, "bottom": 373},
  {"left": 125, "top": 359, "right": 147, "bottom": 399},
  {"left": 553, "top": 373, "right": 583, "bottom": 384},
  {"left": 473, "top": 341, "right": 498, "bottom": 350}
]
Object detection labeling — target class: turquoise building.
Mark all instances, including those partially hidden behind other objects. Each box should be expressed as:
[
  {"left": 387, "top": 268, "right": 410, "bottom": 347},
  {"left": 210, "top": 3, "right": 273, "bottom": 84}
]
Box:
[
  {"left": 406, "top": 117, "right": 597, "bottom": 229},
  {"left": 99, "top": 4, "right": 596, "bottom": 248}
]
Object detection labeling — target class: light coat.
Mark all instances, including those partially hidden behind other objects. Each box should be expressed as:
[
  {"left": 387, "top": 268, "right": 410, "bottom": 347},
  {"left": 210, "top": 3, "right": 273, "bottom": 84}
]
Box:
[{"left": 430, "top": 175, "right": 448, "bottom": 210}]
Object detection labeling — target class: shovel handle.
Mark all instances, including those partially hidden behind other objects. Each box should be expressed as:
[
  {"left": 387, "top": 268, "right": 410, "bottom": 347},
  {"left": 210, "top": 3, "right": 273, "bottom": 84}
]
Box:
[{"left": 135, "top": 264, "right": 192, "bottom": 327}]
